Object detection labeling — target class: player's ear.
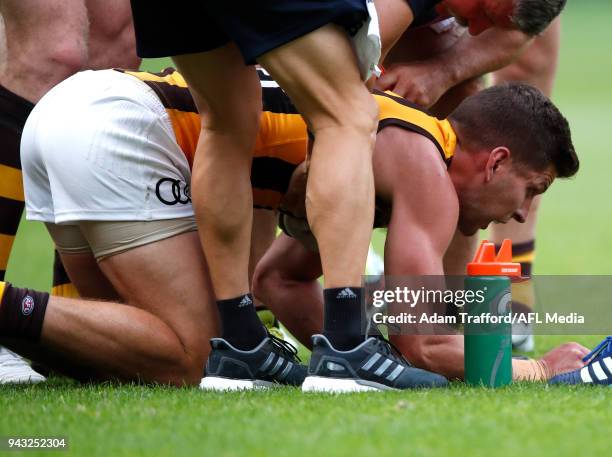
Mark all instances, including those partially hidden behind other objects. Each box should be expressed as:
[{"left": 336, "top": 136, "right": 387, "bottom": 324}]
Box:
[{"left": 484, "top": 146, "right": 511, "bottom": 182}]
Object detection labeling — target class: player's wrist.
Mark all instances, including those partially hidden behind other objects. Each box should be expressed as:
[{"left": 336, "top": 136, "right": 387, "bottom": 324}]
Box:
[{"left": 512, "top": 358, "right": 550, "bottom": 382}]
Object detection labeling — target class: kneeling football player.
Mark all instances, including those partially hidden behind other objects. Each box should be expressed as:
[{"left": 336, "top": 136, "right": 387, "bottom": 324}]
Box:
[
  {"left": 252, "top": 81, "right": 594, "bottom": 386},
  {"left": 0, "top": 69, "right": 306, "bottom": 387}
]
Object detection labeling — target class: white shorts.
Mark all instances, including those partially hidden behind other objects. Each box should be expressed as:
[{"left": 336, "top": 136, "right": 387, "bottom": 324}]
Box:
[{"left": 21, "top": 69, "right": 194, "bottom": 225}]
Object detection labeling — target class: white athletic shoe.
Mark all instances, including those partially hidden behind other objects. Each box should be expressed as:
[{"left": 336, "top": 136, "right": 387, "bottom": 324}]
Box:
[
  {"left": 512, "top": 334, "right": 535, "bottom": 352},
  {"left": 0, "top": 347, "right": 46, "bottom": 384}
]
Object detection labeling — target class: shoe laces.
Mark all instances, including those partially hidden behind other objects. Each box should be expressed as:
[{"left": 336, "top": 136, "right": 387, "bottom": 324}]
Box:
[
  {"left": 268, "top": 331, "right": 301, "bottom": 363},
  {"left": 372, "top": 335, "right": 411, "bottom": 367},
  {"left": 583, "top": 336, "right": 612, "bottom": 363}
]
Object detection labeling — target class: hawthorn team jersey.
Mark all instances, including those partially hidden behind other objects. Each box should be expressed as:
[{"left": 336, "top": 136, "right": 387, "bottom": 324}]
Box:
[{"left": 114, "top": 68, "right": 456, "bottom": 211}]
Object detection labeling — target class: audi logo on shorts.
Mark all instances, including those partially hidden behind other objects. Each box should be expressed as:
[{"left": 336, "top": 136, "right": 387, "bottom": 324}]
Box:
[{"left": 155, "top": 178, "right": 191, "bottom": 205}]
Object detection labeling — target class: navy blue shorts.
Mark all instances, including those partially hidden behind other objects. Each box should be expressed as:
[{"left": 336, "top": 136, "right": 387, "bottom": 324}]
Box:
[{"left": 130, "top": 0, "right": 368, "bottom": 64}]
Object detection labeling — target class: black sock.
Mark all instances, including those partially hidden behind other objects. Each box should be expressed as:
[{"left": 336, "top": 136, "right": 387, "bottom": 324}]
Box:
[
  {"left": 0, "top": 282, "right": 49, "bottom": 341},
  {"left": 216, "top": 294, "right": 267, "bottom": 350},
  {"left": 323, "top": 287, "right": 364, "bottom": 350}
]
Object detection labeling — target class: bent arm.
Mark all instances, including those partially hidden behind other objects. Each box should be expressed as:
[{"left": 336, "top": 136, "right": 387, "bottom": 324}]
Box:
[
  {"left": 435, "top": 26, "right": 532, "bottom": 88},
  {"left": 376, "top": 129, "right": 466, "bottom": 376},
  {"left": 377, "top": 26, "right": 532, "bottom": 105},
  {"left": 252, "top": 234, "right": 323, "bottom": 348},
  {"left": 385, "top": 195, "right": 466, "bottom": 377}
]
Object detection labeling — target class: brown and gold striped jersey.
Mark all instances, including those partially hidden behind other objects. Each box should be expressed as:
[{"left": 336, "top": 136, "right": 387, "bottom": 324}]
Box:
[{"left": 115, "top": 68, "right": 456, "bottom": 211}]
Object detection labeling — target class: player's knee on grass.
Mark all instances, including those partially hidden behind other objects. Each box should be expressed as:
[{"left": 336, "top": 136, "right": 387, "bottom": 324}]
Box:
[
  {"left": 47, "top": 222, "right": 212, "bottom": 385},
  {"left": 156, "top": 355, "right": 204, "bottom": 387}
]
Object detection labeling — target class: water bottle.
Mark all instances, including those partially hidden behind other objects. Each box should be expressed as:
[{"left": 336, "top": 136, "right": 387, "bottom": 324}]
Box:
[{"left": 464, "top": 239, "right": 521, "bottom": 387}]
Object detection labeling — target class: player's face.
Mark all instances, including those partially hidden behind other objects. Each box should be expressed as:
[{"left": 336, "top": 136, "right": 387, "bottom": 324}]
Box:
[
  {"left": 438, "top": 0, "right": 515, "bottom": 35},
  {"left": 458, "top": 163, "right": 555, "bottom": 236}
]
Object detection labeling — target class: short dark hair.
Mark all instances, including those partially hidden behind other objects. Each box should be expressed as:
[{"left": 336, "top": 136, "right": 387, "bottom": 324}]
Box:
[
  {"left": 512, "top": 0, "right": 566, "bottom": 36},
  {"left": 449, "top": 83, "right": 578, "bottom": 178}
]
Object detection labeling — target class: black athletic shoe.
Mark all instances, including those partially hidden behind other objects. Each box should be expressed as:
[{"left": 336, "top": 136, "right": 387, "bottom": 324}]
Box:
[
  {"left": 302, "top": 334, "right": 449, "bottom": 392},
  {"left": 200, "top": 333, "right": 306, "bottom": 391}
]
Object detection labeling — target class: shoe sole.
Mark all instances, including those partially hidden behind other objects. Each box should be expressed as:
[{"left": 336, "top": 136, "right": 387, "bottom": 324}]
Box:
[
  {"left": 0, "top": 375, "right": 46, "bottom": 385},
  {"left": 301, "top": 376, "right": 395, "bottom": 393},
  {"left": 199, "top": 376, "right": 276, "bottom": 391}
]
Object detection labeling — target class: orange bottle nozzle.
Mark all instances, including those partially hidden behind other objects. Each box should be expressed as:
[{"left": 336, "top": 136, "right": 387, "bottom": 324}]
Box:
[{"left": 467, "top": 239, "right": 521, "bottom": 277}]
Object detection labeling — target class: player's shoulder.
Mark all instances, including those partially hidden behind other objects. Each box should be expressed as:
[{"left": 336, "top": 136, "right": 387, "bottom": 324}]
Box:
[
  {"left": 375, "top": 124, "right": 448, "bottom": 178},
  {"left": 374, "top": 125, "right": 457, "bottom": 211}
]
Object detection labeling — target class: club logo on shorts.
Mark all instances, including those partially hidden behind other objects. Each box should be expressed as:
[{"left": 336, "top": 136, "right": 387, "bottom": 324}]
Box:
[
  {"left": 21, "top": 295, "right": 35, "bottom": 316},
  {"left": 155, "top": 178, "right": 191, "bottom": 205}
]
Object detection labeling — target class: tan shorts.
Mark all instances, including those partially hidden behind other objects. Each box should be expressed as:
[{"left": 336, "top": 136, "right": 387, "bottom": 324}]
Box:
[{"left": 46, "top": 217, "right": 197, "bottom": 261}]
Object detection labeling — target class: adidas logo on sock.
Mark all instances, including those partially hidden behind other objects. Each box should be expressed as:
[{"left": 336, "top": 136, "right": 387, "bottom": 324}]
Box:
[
  {"left": 336, "top": 288, "right": 357, "bottom": 299},
  {"left": 238, "top": 295, "right": 253, "bottom": 307}
]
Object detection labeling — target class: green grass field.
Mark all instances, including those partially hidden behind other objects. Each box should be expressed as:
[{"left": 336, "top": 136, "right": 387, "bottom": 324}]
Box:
[{"left": 2, "top": 3, "right": 611, "bottom": 456}]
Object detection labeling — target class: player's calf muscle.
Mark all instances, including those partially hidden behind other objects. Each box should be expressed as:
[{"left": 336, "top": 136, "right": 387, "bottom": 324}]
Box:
[{"left": 40, "top": 297, "right": 205, "bottom": 385}]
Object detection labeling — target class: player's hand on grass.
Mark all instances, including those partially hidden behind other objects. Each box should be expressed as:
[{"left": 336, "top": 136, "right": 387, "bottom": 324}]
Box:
[
  {"left": 538, "top": 342, "right": 590, "bottom": 379},
  {"left": 375, "top": 61, "right": 451, "bottom": 108},
  {"left": 513, "top": 342, "right": 590, "bottom": 381}
]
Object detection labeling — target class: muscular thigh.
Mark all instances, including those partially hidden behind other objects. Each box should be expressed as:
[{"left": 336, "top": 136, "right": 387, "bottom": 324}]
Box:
[
  {"left": 97, "top": 231, "right": 217, "bottom": 351},
  {"left": 48, "top": 221, "right": 216, "bottom": 353},
  {"left": 258, "top": 23, "right": 376, "bottom": 131}
]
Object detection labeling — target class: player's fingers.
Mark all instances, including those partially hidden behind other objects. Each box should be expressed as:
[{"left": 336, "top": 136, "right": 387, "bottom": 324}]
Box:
[
  {"left": 392, "top": 78, "right": 411, "bottom": 98},
  {"left": 375, "top": 71, "right": 398, "bottom": 91},
  {"left": 569, "top": 343, "right": 590, "bottom": 358},
  {"left": 412, "top": 88, "right": 431, "bottom": 107}
]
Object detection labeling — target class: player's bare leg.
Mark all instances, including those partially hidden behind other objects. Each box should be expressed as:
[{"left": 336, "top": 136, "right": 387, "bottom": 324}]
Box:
[
  {"left": 0, "top": 0, "right": 88, "bottom": 383},
  {"left": 0, "top": 232, "right": 218, "bottom": 385},
  {"left": 258, "top": 24, "right": 378, "bottom": 288},
  {"left": 258, "top": 24, "right": 378, "bottom": 351},
  {"left": 171, "top": 46, "right": 269, "bottom": 354},
  {"left": 0, "top": 0, "right": 89, "bottom": 285},
  {"left": 1, "top": 251, "right": 120, "bottom": 382},
  {"left": 0, "top": 0, "right": 139, "bottom": 380},
  {"left": 173, "top": 46, "right": 260, "bottom": 302}
]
